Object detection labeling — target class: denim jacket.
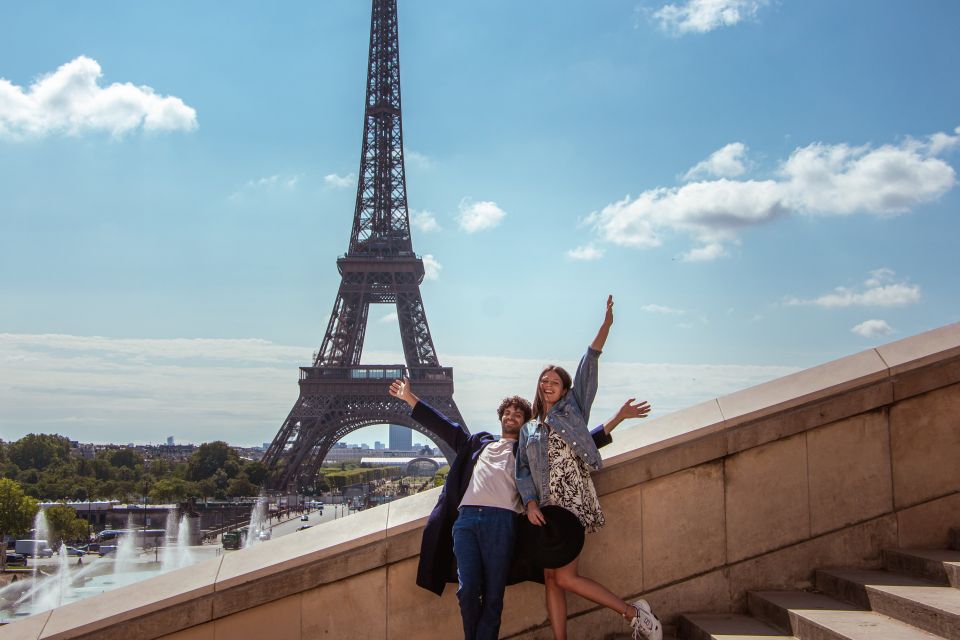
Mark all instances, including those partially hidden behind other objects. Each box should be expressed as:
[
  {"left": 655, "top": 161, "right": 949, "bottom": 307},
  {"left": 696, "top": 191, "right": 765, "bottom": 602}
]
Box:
[{"left": 515, "top": 346, "right": 612, "bottom": 507}]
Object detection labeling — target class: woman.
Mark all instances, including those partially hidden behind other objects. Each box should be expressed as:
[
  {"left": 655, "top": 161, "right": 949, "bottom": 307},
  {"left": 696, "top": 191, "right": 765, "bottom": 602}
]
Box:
[{"left": 516, "top": 296, "right": 662, "bottom": 640}]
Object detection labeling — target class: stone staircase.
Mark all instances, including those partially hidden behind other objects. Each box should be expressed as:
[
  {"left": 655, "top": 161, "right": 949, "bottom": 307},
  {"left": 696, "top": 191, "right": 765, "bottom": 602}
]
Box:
[{"left": 677, "top": 530, "right": 960, "bottom": 640}]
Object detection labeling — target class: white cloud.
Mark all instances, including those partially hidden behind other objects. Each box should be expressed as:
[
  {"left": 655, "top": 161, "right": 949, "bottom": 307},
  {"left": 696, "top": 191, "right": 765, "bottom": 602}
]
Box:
[
  {"left": 567, "top": 244, "right": 604, "bottom": 261},
  {"left": 642, "top": 304, "right": 685, "bottom": 315},
  {"left": 422, "top": 254, "right": 442, "bottom": 280},
  {"left": 458, "top": 199, "right": 506, "bottom": 233},
  {"left": 0, "top": 56, "right": 196, "bottom": 139},
  {"left": 411, "top": 209, "right": 440, "bottom": 232},
  {"left": 683, "top": 142, "right": 748, "bottom": 180},
  {"left": 406, "top": 149, "right": 433, "bottom": 170},
  {"left": 654, "top": 0, "right": 767, "bottom": 35},
  {"left": 786, "top": 269, "right": 921, "bottom": 308},
  {"left": 681, "top": 242, "right": 726, "bottom": 262},
  {"left": 587, "top": 127, "right": 959, "bottom": 261},
  {"left": 229, "top": 174, "right": 302, "bottom": 200},
  {"left": 0, "top": 333, "right": 798, "bottom": 445},
  {"left": 379, "top": 311, "right": 399, "bottom": 324},
  {"left": 851, "top": 319, "right": 894, "bottom": 338},
  {"left": 324, "top": 173, "right": 354, "bottom": 189}
]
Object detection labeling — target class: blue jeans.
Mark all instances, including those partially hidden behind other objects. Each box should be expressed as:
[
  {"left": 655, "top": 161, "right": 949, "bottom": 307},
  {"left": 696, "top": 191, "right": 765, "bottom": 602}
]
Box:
[{"left": 452, "top": 506, "right": 516, "bottom": 640}]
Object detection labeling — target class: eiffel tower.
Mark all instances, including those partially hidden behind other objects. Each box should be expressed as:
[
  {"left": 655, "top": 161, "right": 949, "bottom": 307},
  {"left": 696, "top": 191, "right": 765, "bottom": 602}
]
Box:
[{"left": 262, "top": 0, "right": 466, "bottom": 492}]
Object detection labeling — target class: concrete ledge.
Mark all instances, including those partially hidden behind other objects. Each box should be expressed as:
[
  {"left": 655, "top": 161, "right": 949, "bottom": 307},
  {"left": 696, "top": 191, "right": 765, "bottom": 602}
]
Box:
[{"left": 4, "top": 322, "right": 959, "bottom": 640}]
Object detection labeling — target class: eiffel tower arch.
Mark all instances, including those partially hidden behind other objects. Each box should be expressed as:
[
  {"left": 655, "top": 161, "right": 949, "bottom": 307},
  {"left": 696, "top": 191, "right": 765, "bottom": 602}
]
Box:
[{"left": 262, "top": 0, "right": 467, "bottom": 492}]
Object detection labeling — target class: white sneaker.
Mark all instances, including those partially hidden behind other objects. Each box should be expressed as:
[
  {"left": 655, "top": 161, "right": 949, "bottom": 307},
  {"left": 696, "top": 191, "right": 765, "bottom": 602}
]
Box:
[{"left": 629, "top": 599, "right": 662, "bottom": 640}]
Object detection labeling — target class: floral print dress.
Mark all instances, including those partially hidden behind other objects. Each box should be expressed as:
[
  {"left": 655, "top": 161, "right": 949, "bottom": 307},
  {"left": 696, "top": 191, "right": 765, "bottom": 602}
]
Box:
[{"left": 546, "top": 428, "right": 605, "bottom": 533}]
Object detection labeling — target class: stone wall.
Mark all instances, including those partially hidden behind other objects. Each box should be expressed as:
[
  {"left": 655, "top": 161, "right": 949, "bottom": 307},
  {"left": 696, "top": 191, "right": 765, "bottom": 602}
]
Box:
[{"left": 4, "top": 322, "right": 959, "bottom": 640}]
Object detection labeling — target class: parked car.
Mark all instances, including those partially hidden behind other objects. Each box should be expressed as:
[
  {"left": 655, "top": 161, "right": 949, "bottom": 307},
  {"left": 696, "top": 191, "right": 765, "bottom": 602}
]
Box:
[
  {"left": 14, "top": 540, "right": 53, "bottom": 558},
  {"left": 257, "top": 529, "right": 272, "bottom": 541},
  {"left": 64, "top": 546, "right": 86, "bottom": 557},
  {"left": 300, "top": 514, "right": 309, "bottom": 522},
  {"left": 296, "top": 525, "right": 311, "bottom": 531},
  {"left": 4, "top": 551, "right": 27, "bottom": 566}
]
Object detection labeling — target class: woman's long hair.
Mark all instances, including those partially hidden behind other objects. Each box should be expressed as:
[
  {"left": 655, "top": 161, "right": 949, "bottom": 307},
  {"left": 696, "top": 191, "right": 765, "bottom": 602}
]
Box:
[{"left": 532, "top": 365, "right": 572, "bottom": 422}]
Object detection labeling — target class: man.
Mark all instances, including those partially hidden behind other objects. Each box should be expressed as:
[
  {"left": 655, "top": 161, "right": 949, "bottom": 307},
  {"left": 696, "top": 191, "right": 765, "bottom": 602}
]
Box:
[
  {"left": 390, "top": 379, "right": 643, "bottom": 639},
  {"left": 390, "top": 377, "right": 531, "bottom": 640}
]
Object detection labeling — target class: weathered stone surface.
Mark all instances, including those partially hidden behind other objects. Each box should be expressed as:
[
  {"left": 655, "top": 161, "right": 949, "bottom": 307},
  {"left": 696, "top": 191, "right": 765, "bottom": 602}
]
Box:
[
  {"left": 383, "top": 557, "right": 462, "bottom": 640},
  {"left": 157, "top": 624, "right": 214, "bottom": 640},
  {"left": 566, "top": 482, "right": 644, "bottom": 615},
  {"left": 642, "top": 462, "right": 725, "bottom": 589},
  {"left": 725, "top": 433, "right": 810, "bottom": 563},
  {"left": 806, "top": 410, "right": 893, "bottom": 536},
  {"left": 213, "top": 594, "right": 300, "bottom": 640},
  {"left": 727, "top": 515, "right": 897, "bottom": 609},
  {"left": 301, "top": 568, "right": 386, "bottom": 639},
  {"left": 897, "top": 492, "right": 960, "bottom": 548},
  {"left": 877, "top": 322, "right": 960, "bottom": 377},
  {"left": 718, "top": 349, "right": 887, "bottom": 432},
  {"left": 213, "top": 540, "right": 385, "bottom": 620},
  {"left": 890, "top": 384, "right": 960, "bottom": 509},
  {"left": 724, "top": 380, "right": 892, "bottom": 455},
  {"left": 0, "top": 611, "right": 50, "bottom": 640}
]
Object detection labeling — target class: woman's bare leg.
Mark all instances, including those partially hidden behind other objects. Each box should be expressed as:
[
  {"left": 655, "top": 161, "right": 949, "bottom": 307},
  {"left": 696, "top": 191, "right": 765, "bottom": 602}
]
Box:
[
  {"left": 543, "top": 568, "right": 569, "bottom": 639},
  {"left": 553, "top": 557, "right": 631, "bottom": 617}
]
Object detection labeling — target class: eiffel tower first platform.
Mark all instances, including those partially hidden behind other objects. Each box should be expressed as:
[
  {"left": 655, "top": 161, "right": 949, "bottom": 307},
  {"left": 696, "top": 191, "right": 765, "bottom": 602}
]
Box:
[{"left": 262, "top": 0, "right": 467, "bottom": 492}]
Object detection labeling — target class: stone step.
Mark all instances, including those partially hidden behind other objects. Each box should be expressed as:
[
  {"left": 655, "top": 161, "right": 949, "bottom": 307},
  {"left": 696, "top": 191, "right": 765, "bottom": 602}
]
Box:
[
  {"left": 748, "top": 590, "right": 944, "bottom": 640},
  {"left": 677, "top": 612, "right": 796, "bottom": 639},
  {"left": 950, "top": 529, "right": 960, "bottom": 552},
  {"left": 816, "top": 568, "right": 960, "bottom": 639},
  {"left": 883, "top": 549, "right": 960, "bottom": 587}
]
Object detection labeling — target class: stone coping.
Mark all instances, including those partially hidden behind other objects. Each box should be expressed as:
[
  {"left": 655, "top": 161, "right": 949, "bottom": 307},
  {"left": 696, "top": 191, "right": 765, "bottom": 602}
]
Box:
[{"left": 4, "top": 321, "right": 958, "bottom": 640}]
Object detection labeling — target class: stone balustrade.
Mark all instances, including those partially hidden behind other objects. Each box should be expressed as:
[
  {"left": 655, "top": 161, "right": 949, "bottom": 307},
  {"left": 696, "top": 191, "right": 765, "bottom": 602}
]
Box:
[{"left": 3, "top": 322, "right": 959, "bottom": 639}]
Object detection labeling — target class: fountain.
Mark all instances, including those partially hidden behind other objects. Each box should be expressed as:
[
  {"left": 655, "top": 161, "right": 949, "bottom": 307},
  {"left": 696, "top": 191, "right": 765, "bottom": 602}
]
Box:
[
  {"left": 160, "top": 514, "right": 195, "bottom": 572},
  {"left": 244, "top": 496, "right": 269, "bottom": 549},
  {"left": 0, "top": 508, "right": 213, "bottom": 622}
]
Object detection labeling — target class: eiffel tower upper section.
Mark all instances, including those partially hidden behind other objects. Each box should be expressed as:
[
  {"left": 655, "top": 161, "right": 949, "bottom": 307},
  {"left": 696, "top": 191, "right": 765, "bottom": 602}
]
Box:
[
  {"left": 262, "top": 0, "right": 465, "bottom": 491},
  {"left": 314, "top": 0, "right": 439, "bottom": 371}
]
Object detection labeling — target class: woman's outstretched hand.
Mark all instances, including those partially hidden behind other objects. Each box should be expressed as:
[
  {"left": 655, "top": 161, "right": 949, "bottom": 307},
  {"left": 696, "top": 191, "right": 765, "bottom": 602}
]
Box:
[
  {"left": 389, "top": 377, "right": 419, "bottom": 408},
  {"left": 590, "top": 295, "right": 614, "bottom": 352},
  {"left": 603, "top": 397, "right": 652, "bottom": 435},
  {"left": 526, "top": 500, "right": 546, "bottom": 526}
]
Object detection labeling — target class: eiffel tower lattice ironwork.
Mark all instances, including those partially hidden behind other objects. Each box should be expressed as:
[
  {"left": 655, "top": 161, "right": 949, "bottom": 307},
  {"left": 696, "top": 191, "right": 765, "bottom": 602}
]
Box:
[{"left": 262, "top": 0, "right": 466, "bottom": 492}]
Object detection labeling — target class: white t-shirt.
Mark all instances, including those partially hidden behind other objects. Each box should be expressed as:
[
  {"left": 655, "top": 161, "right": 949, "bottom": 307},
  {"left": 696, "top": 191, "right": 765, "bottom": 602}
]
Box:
[{"left": 459, "top": 439, "right": 523, "bottom": 513}]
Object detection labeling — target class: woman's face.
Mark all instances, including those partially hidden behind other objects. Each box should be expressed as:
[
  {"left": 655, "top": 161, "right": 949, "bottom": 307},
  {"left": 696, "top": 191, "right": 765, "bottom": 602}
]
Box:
[{"left": 539, "top": 370, "right": 566, "bottom": 405}]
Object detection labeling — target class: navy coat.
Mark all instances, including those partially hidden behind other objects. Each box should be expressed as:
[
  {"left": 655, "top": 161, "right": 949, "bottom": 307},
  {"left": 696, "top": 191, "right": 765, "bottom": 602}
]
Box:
[{"left": 411, "top": 400, "right": 612, "bottom": 596}]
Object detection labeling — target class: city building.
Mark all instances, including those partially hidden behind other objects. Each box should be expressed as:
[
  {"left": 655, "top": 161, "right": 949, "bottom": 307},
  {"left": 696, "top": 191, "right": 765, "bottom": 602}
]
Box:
[{"left": 388, "top": 424, "right": 412, "bottom": 451}]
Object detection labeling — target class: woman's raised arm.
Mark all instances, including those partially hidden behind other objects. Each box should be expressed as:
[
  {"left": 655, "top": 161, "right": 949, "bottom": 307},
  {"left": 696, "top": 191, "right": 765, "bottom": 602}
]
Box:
[{"left": 590, "top": 295, "right": 614, "bottom": 352}]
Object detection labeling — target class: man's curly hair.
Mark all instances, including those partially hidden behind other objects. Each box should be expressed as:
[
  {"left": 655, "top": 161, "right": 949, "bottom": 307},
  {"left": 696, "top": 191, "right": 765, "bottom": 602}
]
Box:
[{"left": 497, "top": 395, "right": 532, "bottom": 423}]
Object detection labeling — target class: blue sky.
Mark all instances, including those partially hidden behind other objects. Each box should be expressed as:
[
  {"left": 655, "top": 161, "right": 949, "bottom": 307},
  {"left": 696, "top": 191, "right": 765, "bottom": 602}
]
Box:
[{"left": 1, "top": 0, "right": 958, "bottom": 447}]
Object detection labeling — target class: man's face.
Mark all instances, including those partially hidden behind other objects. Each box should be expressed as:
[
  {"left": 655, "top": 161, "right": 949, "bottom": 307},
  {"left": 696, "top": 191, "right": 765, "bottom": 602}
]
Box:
[{"left": 499, "top": 404, "right": 526, "bottom": 436}]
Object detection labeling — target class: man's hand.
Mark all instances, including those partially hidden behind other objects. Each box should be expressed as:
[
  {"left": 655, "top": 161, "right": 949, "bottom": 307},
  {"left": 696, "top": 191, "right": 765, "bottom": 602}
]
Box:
[
  {"left": 526, "top": 500, "right": 546, "bottom": 526},
  {"left": 389, "top": 377, "right": 419, "bottom": 408}
]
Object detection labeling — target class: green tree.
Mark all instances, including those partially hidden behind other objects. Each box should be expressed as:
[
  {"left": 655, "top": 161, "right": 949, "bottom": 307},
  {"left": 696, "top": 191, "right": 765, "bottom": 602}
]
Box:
[
  {"left": 0, "top": 478, "right": 39, "bottom": 539},
  {"left": 149, "top": 478, "right": 193, "bottom": 503},
  {"left": 187, "top": 442, "right": 240, "bottom": 481},
  {"left": 108, "top": 448, "right": 143, "bottom": 470},
  {"left": 8, "top": 434, "right": 71, "bottom": 471},
  {"left": 243, "top": 461, "right": 268, "bottom": 487},
  {"left": 43, "top": 503, "right": 90, "bottom": 546},
  {"left": 226, "top": 474, "right": 256, "bottom": 498}
]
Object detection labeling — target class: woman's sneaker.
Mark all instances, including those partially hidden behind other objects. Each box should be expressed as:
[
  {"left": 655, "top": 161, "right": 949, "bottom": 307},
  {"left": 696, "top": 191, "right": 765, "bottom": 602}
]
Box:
[{"left": 629, "top": 599, "right": 662, "bottom": 640}]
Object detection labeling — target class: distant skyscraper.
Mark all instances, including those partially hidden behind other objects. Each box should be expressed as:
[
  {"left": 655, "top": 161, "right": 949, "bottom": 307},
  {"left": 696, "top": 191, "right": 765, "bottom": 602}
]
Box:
[
  {"left": 389, "top": 424, "right": 412, "bottom": 451},
  {"left": 167, "top": 436, "right": 175, "bottom": 446},
  {"left": 375, "top": 441, "right": 385, "bottom": 450}
]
